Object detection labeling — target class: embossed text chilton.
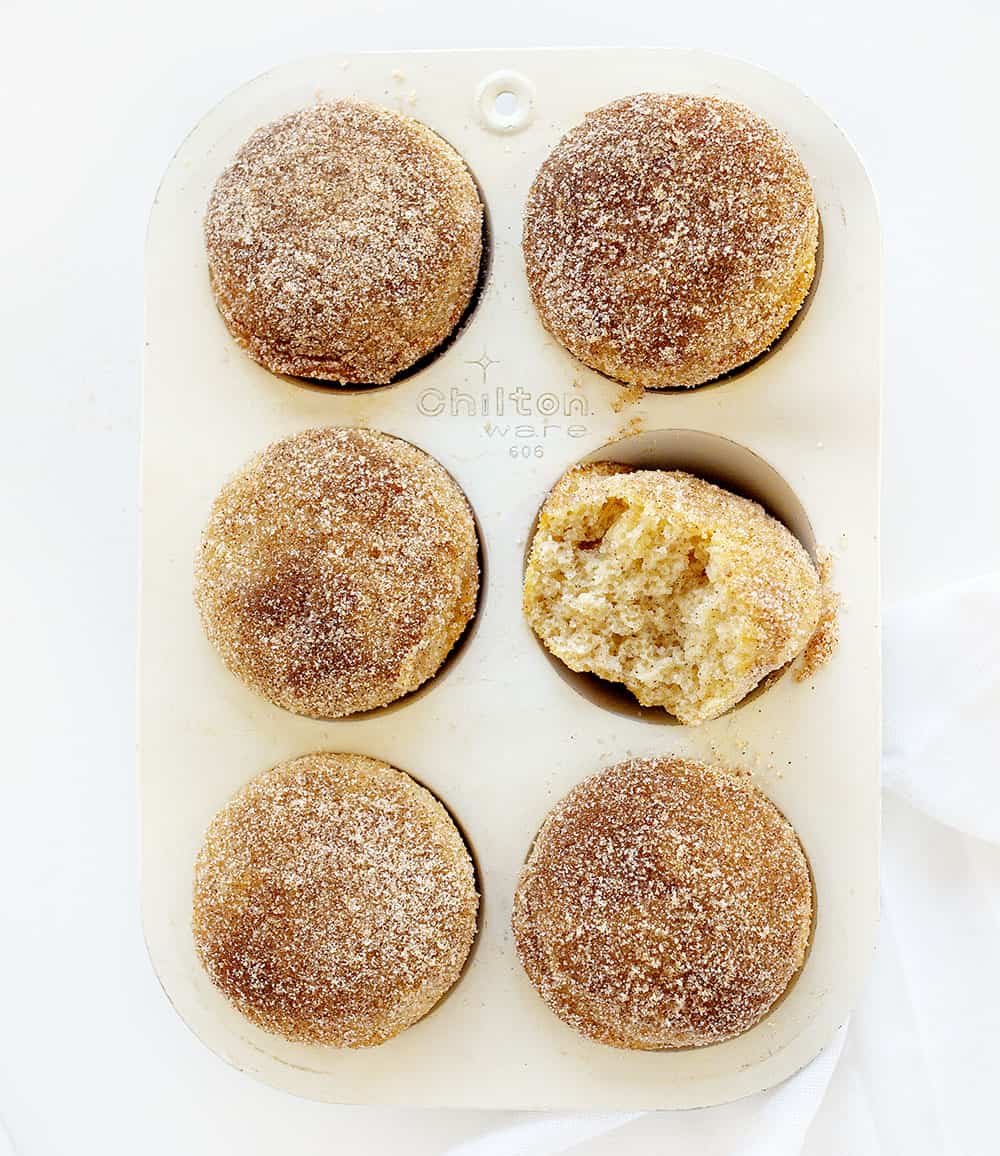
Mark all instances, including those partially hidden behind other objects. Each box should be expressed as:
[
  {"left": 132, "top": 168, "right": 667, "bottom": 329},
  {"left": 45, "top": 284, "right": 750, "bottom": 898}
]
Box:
[{"left": 416, "top": 384, "right": 590, "bottom": 455}]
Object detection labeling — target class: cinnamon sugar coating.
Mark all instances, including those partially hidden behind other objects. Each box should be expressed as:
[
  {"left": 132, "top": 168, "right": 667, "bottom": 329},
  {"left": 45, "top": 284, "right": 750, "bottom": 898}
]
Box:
[
  {"left": 205, "top": 101, "right": 483, "bottom": 383},
  {"left": 194, "top": 427, "right": 480, "bottom": 718},
  {"left": 513, "top": 758, "right": 813, "bottom": 1049},
  {"left": 193, "top": 753, "right": 479, "bottom": 1047},
  {"left": 523, "top": 94, "right": 818, "bottom": 388}
]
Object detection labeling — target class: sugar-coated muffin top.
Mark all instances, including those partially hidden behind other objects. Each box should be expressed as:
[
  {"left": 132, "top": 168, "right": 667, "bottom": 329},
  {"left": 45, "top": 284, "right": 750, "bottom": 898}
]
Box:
[
  {"left": 195, "top": 426, "right": 479, "bottom": 718},
  {"left": 194, "top": 752, "right": 479, "bottom": 1047},
  {"left": 206, "top": 100, "right": 483, "bottom": 383},
  {"left": 523, "top": 94, "right": 818, "bottom": 388},
  {"left": 513, "top": 757, "right": 812, "bottom": 1048}
]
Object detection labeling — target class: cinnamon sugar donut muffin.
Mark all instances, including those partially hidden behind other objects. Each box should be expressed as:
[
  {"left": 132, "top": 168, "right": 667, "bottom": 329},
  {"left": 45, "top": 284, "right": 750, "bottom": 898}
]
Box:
[
  {"left": 205, "top": 101, "right": 483, "bottom": 383},
  {"left": 194, "top": 427, "right": 479, "bottom": 718},
  {"left": 523, "top": 463, "right": 821, "bottom": 724},
  {"left": 193, "top": 753, "right": 479, "bottom": 1047},
  {"left": 513, "top": 757, "right": 813, "bottom": 1050},
  {"left": 523, "top": 94, "right": 818, "bottom": 388}
]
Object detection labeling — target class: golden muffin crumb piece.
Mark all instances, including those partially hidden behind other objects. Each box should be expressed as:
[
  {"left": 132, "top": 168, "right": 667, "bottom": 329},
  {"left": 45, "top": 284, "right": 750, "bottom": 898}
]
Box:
[
  {"left": 795, "top": 549, "right": 840, "bottom": 681},
  {"left": 524, "top": 463, "right": 821, "bottom": 723}
]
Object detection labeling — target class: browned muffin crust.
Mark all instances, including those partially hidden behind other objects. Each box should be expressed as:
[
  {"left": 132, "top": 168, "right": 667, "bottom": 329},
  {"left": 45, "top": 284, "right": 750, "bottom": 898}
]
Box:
[
  {"left": 193, "top": 753, "right": 479, "bottom": 1047},
  {"left": 513, "top": 757, "right": 813, "bottom": 1049},
  {"left": 194, "top": 427, "right": 480, "bottom": 718},
  {"left": 205, "top": 100, "right": 483, "bottom": 383},
  {"left": 523, "top": 94, "right": 818, "bottom": 388}
]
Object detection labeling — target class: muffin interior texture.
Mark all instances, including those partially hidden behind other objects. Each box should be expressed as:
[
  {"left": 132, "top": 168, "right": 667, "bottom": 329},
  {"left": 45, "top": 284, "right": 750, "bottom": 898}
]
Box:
[{"left": 524, "top": 464, "right": 821, "bottom": 723}]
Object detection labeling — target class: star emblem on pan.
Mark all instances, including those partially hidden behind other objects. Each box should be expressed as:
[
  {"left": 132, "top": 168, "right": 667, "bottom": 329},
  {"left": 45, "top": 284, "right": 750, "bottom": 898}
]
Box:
[{"left": 466, "top": 350, "right": 499, "bottom": 382}]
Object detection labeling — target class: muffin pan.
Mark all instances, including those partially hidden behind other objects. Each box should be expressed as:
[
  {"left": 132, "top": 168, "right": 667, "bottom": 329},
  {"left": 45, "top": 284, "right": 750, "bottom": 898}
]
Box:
[{"left": 140, "top": 47, "right": 880, "bottom": 1110}]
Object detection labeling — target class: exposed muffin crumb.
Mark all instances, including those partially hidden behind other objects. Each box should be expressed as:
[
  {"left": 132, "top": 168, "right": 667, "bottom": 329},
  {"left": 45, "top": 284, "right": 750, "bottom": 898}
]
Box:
[
  {"left": 523, "top": 94, "right": 818, "bottom": 389},
  {"left": 193, "top": 753, "right": 479, "bottom": 1047},
  {"left": 796, "top": 549, "right": 839, "bottom": 681},
  {"left": 195, "top": 427, "right": 479, "bottom": 718},
  {"left": 611, "top": 382, "right": 646, "bottom": 412},
  {"left": 513, "top": 757, "right": 812, "bottom": 1049},
  {"left": 523, "top": 463, "right": 821, "bottom": 723},
  {"left": 205, "top": 100, "right": 483, "bottom": 383}
]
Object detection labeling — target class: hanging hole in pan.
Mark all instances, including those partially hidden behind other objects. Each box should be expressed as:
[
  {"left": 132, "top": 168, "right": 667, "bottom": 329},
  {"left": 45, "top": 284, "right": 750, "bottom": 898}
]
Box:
[
  {"left": 476, "top": 70, "right": 535, "bottom": 134},
  {"left": 494, "top": 91, "right": 517, "bottom": 118}
]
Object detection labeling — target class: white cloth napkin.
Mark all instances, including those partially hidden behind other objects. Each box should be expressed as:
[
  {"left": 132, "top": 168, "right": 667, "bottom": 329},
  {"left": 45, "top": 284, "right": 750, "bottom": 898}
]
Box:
[
  {"left": 444, "top": 573, "right": 1000, "bottom": 1156},
  {"left": 883, "top": 573, "right": 1000, "bottom": 844}
]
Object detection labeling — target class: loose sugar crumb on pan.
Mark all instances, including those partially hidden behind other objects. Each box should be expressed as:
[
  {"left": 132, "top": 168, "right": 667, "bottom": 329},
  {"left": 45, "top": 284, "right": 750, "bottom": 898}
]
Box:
[{"left": 796, "top": 549, "right": 840, "bottom": 681}]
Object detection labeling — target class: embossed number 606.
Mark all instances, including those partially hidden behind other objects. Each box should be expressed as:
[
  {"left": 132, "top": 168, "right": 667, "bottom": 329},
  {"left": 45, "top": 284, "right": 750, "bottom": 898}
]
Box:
[{"left": 509, "top": 445, "right": 544, "bottom": 459}]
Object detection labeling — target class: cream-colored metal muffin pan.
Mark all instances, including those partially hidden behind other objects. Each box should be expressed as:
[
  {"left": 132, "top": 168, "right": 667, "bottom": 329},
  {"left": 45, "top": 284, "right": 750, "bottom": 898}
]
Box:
[{"left": 141, "top": 48, "right": 880, "bottom": 1110}]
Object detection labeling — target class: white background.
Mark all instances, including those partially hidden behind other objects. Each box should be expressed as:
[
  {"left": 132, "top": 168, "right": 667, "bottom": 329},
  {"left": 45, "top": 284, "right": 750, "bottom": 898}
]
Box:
[{"left": 1, "top": 1, "right": 997, "bottom": 1153}]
